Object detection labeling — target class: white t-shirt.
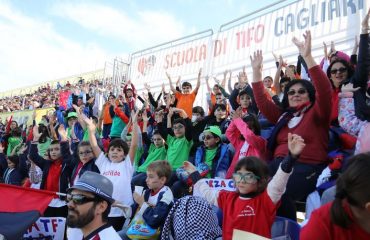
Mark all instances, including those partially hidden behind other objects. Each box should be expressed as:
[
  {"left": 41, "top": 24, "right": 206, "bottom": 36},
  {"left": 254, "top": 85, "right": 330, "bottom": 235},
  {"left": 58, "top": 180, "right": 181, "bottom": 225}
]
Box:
[
  {"left": 95, "top": 152, "right": 134, "bottom": 217},
  {"left": 68, "top": 225, "right": 121, "bottom": 240}
]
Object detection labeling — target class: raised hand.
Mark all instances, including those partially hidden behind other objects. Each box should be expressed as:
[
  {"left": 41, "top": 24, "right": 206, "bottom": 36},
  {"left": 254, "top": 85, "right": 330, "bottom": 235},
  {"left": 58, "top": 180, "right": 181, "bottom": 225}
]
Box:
[
  {"left": 58, "top": 124, "right": 68, "bottom": 141},
  {"left": 292, "top": 30, "right": 311, "bottom": 58},
  {"left": 33, "top": 126, "right": 42, "bottom": 141},
  {"left": 250, "top": 50, "right": 263, "bottom": 70},
  {"left": 83, "top": 116, "right": 96, "bottom": 133},
  {"left": 361, "top": 8, "right": 370, "bottom": 33},
  {"left": 183, "top": 161, "right": 197, "bottom": 174},
  {"left": 144, "top": 83, "right": 150, "bottom": 91},
  {"left": 288, "top": 133, "right": 305, "bottom": 158}
]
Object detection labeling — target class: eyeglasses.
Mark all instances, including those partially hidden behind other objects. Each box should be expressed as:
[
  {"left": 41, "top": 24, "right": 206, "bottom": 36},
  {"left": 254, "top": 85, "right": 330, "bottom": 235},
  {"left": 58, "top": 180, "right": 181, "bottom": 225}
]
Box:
[
  {"left": 66, "top": 194, "right": 97, "bottom": 205},
  {"left": 203, "top": 134, "right": 214, "bottom": 140},
  {"left": 172, "top": 125, "right": 184, "bottom": 130},
  {"left": 79, "top": 150, "right": 93, "bottom": 155},
  {"left": 287, "top": 88, "right": 307, "bottom": 96},
  {"left": 330, "top": 67, "right": 347, "bottom": 75},
  {"left": 232, "top": 172, "right": 260, "bottom": 184}
]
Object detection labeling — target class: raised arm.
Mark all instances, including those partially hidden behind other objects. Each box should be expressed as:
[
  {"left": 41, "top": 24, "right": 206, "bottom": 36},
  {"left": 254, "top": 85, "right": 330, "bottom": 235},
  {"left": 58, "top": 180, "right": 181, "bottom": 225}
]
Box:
[
  {"left": 273, "top": 56, "right": 284, "bottom": 96},
  {"left": 205, "top": 76, "right": 212, "bottom": 93},
  {"left": 128, "top": 110, "right": 139, "bottom": 164},
  {"left": 84, "top": 116, "right": 101, "bottom": 157},
  {"left": 250, "top": 50, "right": 282, "bottom": 123},
  {"left": 193, "top": 68, "right": 202, "bottom": 94},
  {"left": 166, "top": 72, "right": 178, "bottom": 93}
]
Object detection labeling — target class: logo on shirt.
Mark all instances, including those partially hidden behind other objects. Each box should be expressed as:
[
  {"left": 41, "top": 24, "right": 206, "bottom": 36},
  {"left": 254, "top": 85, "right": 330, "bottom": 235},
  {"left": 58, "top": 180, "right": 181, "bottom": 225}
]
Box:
[
  {"left": 238, "top": 205, "right": 255, "bottom": 217},
  {"left": 102, "top": 170, "right": 121, "bottom": 176}
]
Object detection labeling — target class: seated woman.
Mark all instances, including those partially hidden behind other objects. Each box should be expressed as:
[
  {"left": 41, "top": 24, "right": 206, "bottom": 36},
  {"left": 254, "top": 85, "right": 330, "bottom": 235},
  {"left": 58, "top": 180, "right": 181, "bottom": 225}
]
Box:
[{"left": 250, "top": 31, "right": 332, "bottom": 220}]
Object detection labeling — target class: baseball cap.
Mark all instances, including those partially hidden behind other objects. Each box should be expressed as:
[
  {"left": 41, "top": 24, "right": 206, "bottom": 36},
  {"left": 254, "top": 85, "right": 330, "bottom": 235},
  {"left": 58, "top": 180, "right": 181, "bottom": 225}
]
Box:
[
  {"left": 66, "top": 112, "right": 78, "bottom": 119},
  {"left": 203, "top": 126, "right": 222, "bottom": 138},
  {"left": 68, "top": 171, "right": 115, "bottom": 204}
]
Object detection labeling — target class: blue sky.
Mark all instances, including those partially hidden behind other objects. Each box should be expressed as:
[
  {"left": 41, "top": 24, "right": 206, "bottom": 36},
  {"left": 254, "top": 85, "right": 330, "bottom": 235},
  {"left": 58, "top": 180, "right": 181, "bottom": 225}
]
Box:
[{"left": 0, "top": 0, "right": 274, "bottom": 92}]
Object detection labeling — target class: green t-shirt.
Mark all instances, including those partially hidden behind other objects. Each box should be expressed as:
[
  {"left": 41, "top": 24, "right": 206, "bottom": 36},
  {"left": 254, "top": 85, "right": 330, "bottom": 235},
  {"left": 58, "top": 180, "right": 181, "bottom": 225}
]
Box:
[
  {"left": 6, "top": 137, "right": 22, "bottom": 156},
  {"left": 38, "top": 138, "right": 51, "bottom": 157},
  {"left": 204, "top": 148, "right": 217, "bottom": 178},
  {"left": 166, "top": 135, "right": 193, "bottom": 170},
  {"left": 82, "top": 129, "right": 102, "bottom": 142},
  {"left": 137, "top": 145, "right": 167, "bottom": 173},
  {"left": 110, "top": 116, "right": 126, "bottom": 138},
  {"left": 134, "top": 146, "right": 144, "bottom": 169}
]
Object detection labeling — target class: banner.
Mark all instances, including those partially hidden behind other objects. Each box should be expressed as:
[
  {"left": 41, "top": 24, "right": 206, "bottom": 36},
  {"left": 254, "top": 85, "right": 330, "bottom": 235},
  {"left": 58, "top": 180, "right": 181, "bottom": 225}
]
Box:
[
  {"left": 193, "top": 178, "right": 236, "bottom": 197},
  {"left": 0, "top": 108, "right": 55, "bottom": 128},
  {"left": 23, "top": 217, "right": 66, "bottom": 240},
  {"left": 129, "top": 0, "right": 367, "bottom": 92}
]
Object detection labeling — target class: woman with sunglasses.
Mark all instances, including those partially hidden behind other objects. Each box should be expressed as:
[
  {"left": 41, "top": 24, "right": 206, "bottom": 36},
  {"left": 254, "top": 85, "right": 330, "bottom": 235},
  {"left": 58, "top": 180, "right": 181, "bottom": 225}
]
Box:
[
  {"left": 327, "top": 10, "right": 370, "bottom": 125},
  {"left": 184, "top": 133, "right": 304, "bottom": 240},
  {"left": 250, "top": 31, "right": 332, "bottom": 220}
]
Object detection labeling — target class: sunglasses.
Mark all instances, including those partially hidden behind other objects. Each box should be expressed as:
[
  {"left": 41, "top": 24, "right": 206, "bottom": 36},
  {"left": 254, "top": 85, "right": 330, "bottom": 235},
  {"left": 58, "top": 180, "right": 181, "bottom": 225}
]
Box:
[
  {"left": 330, "top": 67, "right": 347, "bottom": 75},
  {"left": 79, "top": 150, "right": 93, "bottom": 155},
  {"left": 287, "top": 88, "right": 307, "bottom": 96},
  {"left": 66, "top": 194, "right": 97, "bottom": 205},
  {"left": 232, "top": 172, "right": 260, "bottom": 184}
]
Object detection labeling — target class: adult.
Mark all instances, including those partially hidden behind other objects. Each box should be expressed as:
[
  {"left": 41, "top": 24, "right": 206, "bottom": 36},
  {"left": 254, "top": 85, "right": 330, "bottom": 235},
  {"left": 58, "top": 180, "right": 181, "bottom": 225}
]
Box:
[
  {"left": 66, "top": 171, "right": 121, "bottom": 240},
  {"left": 250, "top": 31, "right": 332, "bottom": 220}
]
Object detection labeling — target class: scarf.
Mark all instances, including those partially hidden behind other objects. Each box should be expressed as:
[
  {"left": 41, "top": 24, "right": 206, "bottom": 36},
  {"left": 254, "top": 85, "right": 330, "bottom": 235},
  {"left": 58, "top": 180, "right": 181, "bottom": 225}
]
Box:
[
  {"left": 161, "top": 196, "right": 222, "bottom": 240},
  {"left": 267, "top": 102, "right": 312, "bottom": 152}
]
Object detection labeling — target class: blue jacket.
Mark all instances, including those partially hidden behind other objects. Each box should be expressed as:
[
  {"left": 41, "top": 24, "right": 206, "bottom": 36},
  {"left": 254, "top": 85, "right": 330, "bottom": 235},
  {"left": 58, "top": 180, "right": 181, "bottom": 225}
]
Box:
[
  {"left": 131, "top": 187, "right": 173, "bottom": 230},
  {"left": 0, "top": 153, "right": 28, "bottom": 186},
  {"left": 194, "top": 143, "right": 232, "bottom": 178}
]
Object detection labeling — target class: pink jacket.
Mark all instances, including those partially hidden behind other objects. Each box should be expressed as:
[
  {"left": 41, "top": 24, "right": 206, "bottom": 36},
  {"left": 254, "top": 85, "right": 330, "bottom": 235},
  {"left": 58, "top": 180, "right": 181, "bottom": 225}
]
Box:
[{"left": 225, "top": 118, "right": 266, "bottom": 178}]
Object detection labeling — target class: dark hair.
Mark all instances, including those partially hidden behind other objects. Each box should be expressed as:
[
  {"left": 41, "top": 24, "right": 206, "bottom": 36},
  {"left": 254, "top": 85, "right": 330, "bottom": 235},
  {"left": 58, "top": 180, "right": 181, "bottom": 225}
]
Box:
[
  {"left": 234, "top": 156, "right": 269, "bottom": 194},
  {"left": 238, "top": 90, "right": 251, "bottom": 98},
  {"left": 281, "top": 79, "right": 316, "bottom": 110},
  {"left": 38, "top": 125, "right": 50, "bottom": 143},
  {"left": 147, "top": 160, "right": 172, "bottom": 183},
  {"left": 91, "top": 116, "right": 99, "bottom": 124},
  {"left": 211, "top": 103, "right": 227, "bottom": 117},
  {"left": 242, "top": 113, "right": 261, "bottom": 136},
  {"left": 192, "top": 106, "right": 205, "bottom": 117},
  {"left": 11, "top": 127, "right": 22, "bottom": 137},
  {"left": 326, "top": 59, "right": 354, "bottom": 89},
  {"left": 7, "top": 155, "right": 19, "bottom": 168},
  {"left": 93, "top": 198, "right": 111, "bottom": 221},
  {"left": 330, "top": 153, "right": 370, "bottom": 228},
  {"left": 173, "top": 118, "right": 186, "bottom": 128},
  {"left": 50, "top": 140, "right": 60, "bottom": 145},
  {"left": 152, "top": 130, "right": 164, "bottom": 139},
  {"left": 279, "top": 77, "right": 291, "bottom": 85},
  {"left": 182, "top": 82, "right": 192, "bottom": 88},
  {"left": 108, "top": 138, "right": 129, "bottom": 155},
  {"left": 263, "top": 76, "right": 273, "bottom": 81}
]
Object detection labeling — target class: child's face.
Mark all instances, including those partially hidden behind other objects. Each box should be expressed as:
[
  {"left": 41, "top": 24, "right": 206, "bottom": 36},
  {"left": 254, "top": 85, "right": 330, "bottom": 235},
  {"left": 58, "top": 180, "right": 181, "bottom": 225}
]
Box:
[
  {"left": 7, "top": 159, "right": 15, "bottom": 169},
  {"left": 49, "top": 143, "right": 62, "bottom": 160},
  {"left": 173, "top": 123, "right": 185, "bottom": 137},
  {"left": 239, "top": 95, "right": 251, "bottom": 109},
  {"left": 152, "top": 134, "right": 164, "bottom": 148},
  {"left": 263, "top": 77, "right": 273, "bottom": 88},
  {"left": 182, "top": 85, "right": 192, "bottom": 94},
  {"left": 78, "top": 146, "right": 94, "bottom": 163},
  {"left": 68, "top": 117, "right": 77, "bottom": 127},
  {"left": 10, "top": 122, "right": 17, "bottom": 130},
  {"left": 233, "top": 168, "right": 258, "bottom": 194},
  {"left": 214, "top": 107, "right": 226, "bottom": 120},
  {"left": 108, "top": 146, "right": 125, "bottom": 163},
  {"left": 126, "top": 90, "right": 133, "bottom": 97},
  {"left": 203, "top": 132, "right": 218, "bottom": 149},
  {"left": 146, "top": 170, "right": 166, "bottom": 191}
]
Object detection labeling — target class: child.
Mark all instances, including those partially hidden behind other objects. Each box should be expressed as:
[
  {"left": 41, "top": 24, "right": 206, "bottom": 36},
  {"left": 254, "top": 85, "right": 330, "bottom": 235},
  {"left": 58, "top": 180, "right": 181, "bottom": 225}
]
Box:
[
  {"left": 131, "top": 112, "right": 167, "bottom": 188},
  {"left": 166, "top": 69, "right": 201, "bottom": 118},
  {"left": 29, "top": 124, "right": 72, "bottom": 217},
  {"left": 70, "top": 141, "right": 100, "bottom": 185},
  {"left": 301, "top": 153, "right": 370, "bottom": 240},
  {"left": 6, "top": 126, "right": 23, "bottom": 156},
  {"left": 84, "top": 111, "right": 139, "bottom": 231},
  {"left": 184, "top": 133, "right": 305, "bottom": 239},
  {"left": 0, "top": 143, "right": 28, "bottom": 186},
  {"left": 226, "top": 108, "right": 266, "bottom": 178},
  {"left": 119, "top": 160, "right": 174, "bottom": 240}
]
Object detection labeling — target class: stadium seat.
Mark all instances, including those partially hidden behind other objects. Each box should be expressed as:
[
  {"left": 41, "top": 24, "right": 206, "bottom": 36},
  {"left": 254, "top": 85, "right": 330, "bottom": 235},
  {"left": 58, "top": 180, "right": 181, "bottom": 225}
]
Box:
[{"left": 271, "top": 216, "right": 301, "bottom": 240}]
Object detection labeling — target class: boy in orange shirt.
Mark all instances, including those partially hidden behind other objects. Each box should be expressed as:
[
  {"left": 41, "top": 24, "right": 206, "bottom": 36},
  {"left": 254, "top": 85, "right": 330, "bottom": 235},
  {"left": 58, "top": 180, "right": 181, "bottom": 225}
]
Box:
[{"left": 166, "top": 68, "right": 201, "bottom": 118}]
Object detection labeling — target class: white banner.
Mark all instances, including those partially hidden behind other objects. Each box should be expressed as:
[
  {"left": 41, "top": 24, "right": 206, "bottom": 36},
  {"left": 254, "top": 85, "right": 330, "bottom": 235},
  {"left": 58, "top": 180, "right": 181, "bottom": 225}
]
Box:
[
  {"left": 193, "top": 178, "right": 236, "bottom": 198},
  {"left": 23, "top": 217, "right": 66, "bottom": 240}
]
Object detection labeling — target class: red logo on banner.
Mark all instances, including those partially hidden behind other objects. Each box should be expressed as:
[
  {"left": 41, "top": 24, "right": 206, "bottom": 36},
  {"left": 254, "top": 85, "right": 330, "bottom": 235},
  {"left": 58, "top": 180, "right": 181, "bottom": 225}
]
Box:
[{"left": 137, "top": 55, "right": 156, "bottom": 76}]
